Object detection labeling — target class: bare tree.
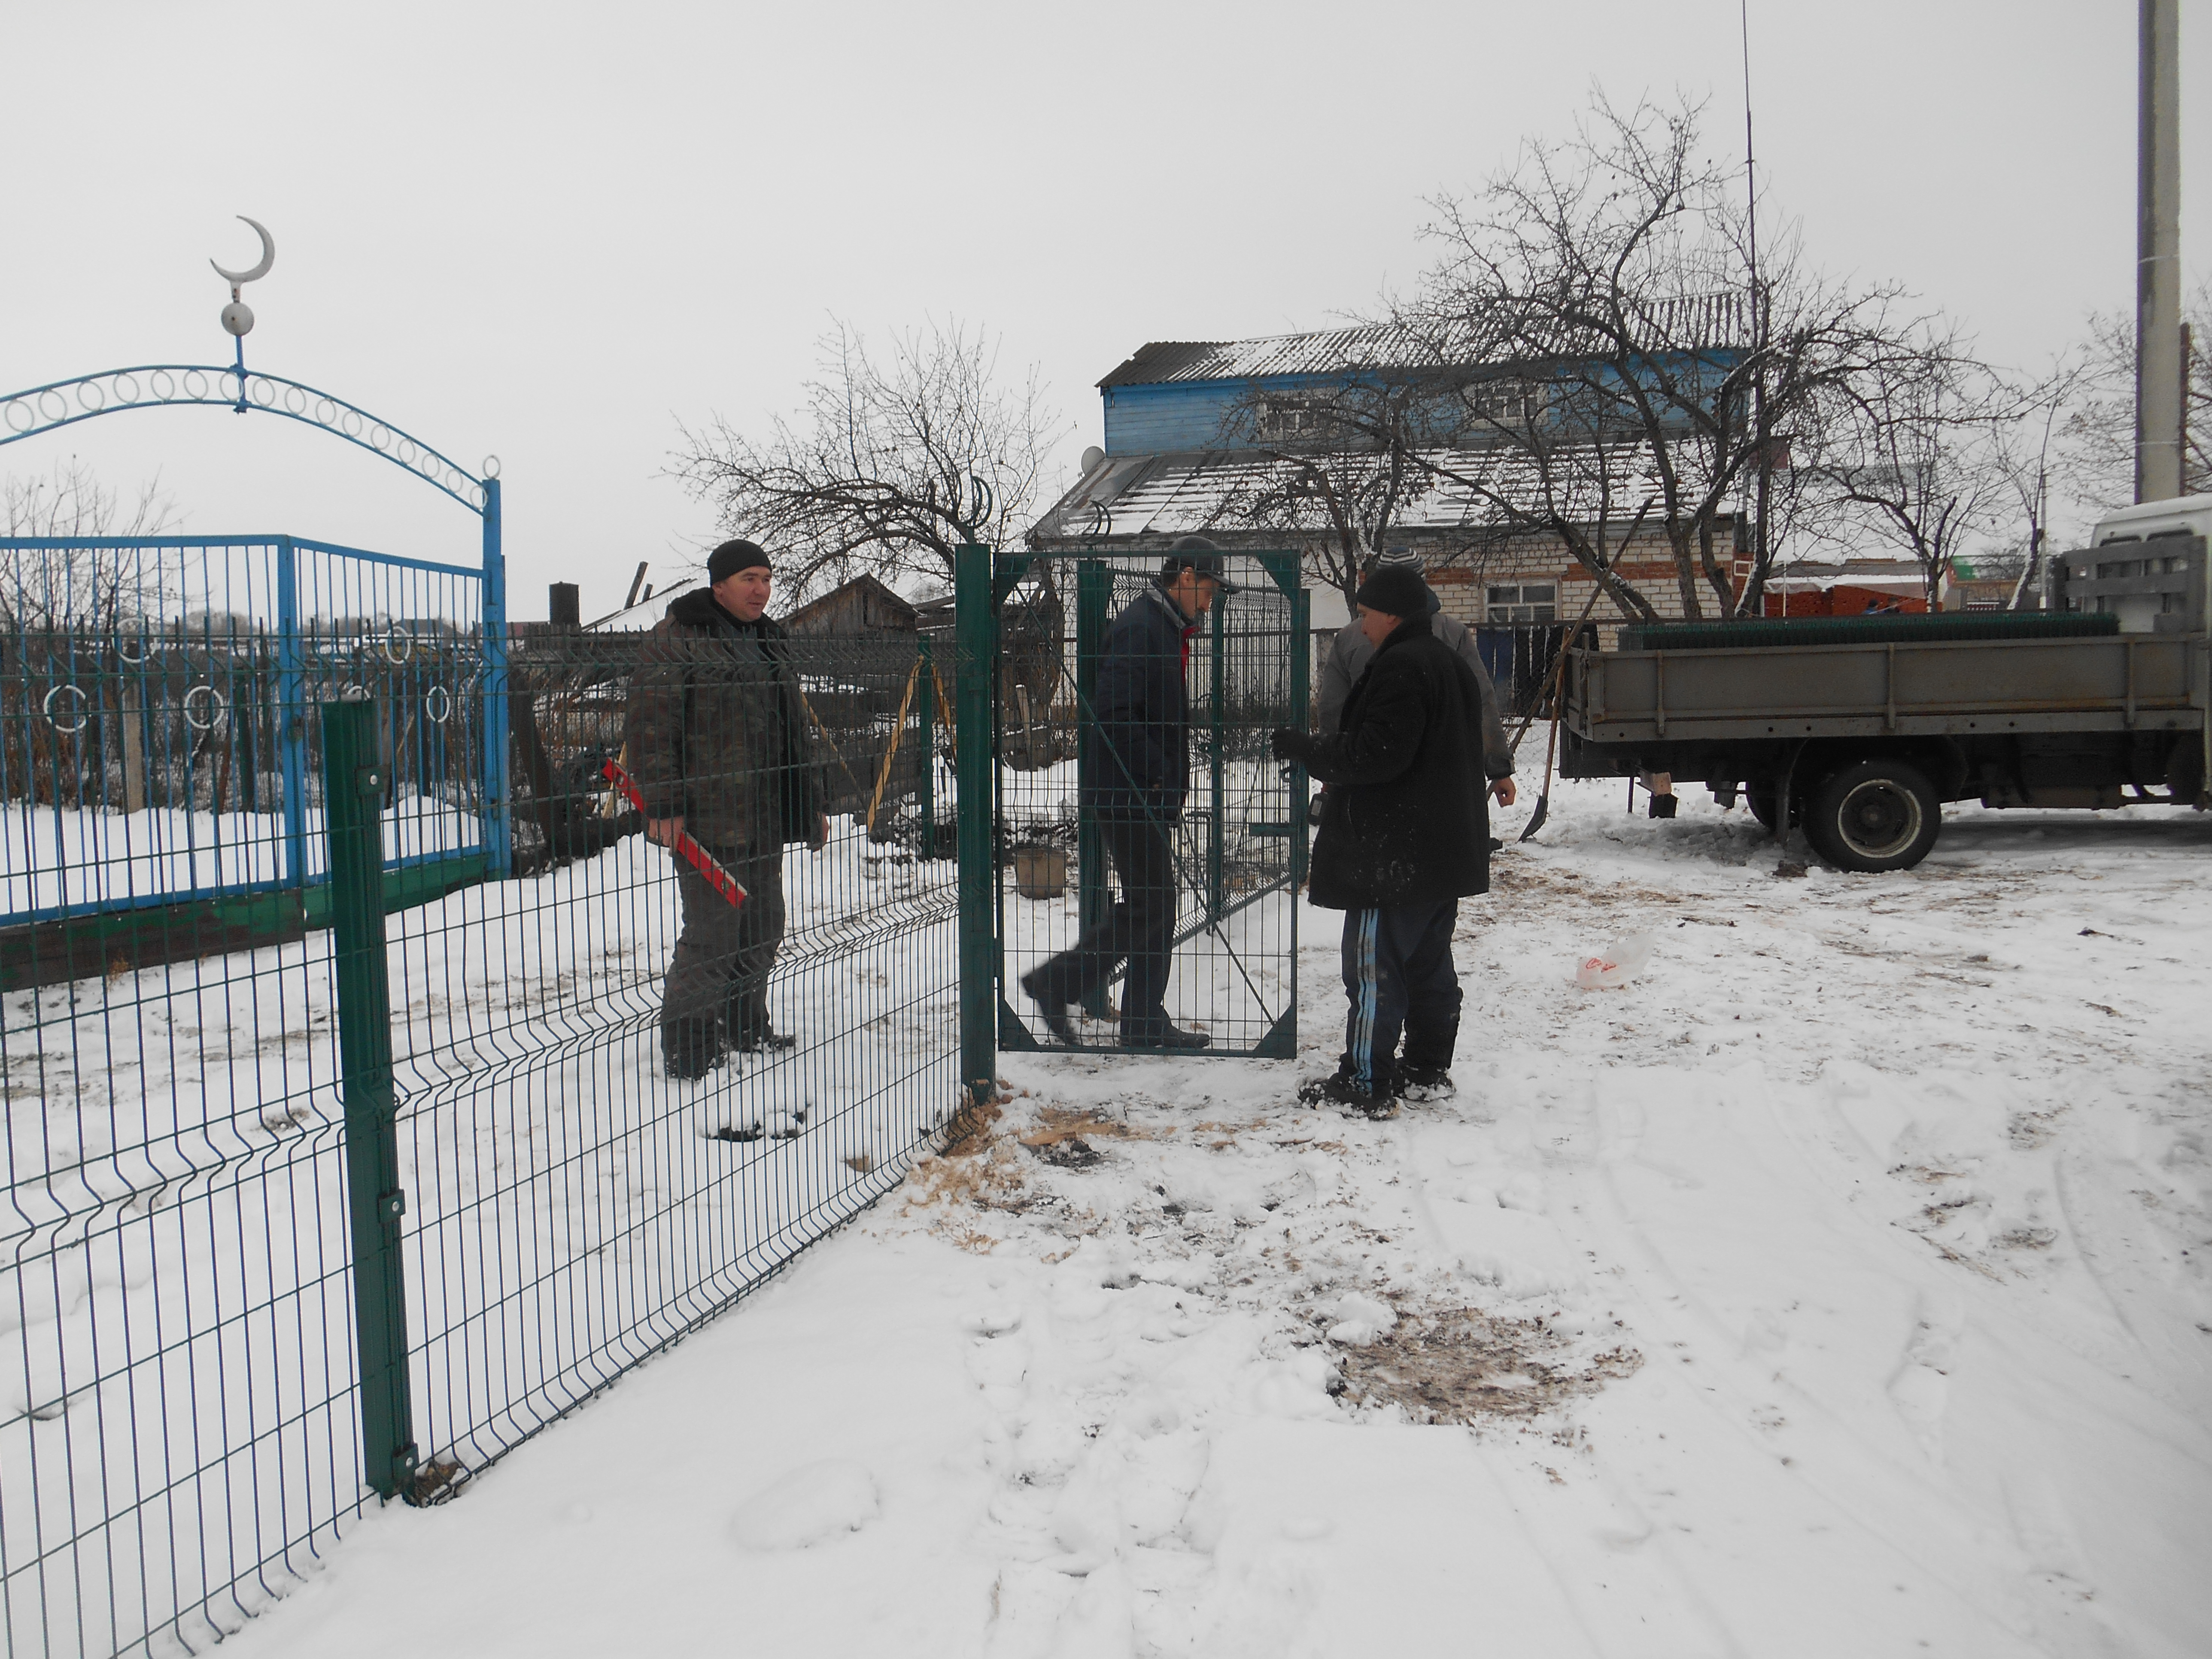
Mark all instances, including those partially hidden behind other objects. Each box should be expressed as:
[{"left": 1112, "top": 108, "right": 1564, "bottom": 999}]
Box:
[
  {"left": 1795, "top": 347, "right": 2013, "bottom": 609},
  {"left": 1400, "top": 92, "right": 1933, "bottom": 621},
  {"left": 1201, "top": 361, "right": 1443, "bottom": 608},
  {"left": 672, "top": 319, "right": 1064, "bottom": 601},
  {"left": 1, "top": 457, "right": 182, "bottom": 634},
  {"left": 2055, "top": 279, "right": 2212, "bottom": 514},
  {"left": 1981, "top": 356, "right": 2092, "bottom": 607}
]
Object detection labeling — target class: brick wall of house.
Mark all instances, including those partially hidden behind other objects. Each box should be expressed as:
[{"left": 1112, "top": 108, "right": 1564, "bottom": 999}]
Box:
[{"left": 1423, "top": 533, "right": 1740, "bottom": 645}]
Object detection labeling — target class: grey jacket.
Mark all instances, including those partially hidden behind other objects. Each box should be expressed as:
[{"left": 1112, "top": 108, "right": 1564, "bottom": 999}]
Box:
[{"left": 1318, "top": 603, "right": 1513, "bottom": 778}]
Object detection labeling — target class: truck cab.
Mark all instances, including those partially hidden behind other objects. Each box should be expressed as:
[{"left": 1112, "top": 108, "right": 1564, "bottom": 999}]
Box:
[{"left": 2051, "top": 494, "right": 2212, "bottom": 635}]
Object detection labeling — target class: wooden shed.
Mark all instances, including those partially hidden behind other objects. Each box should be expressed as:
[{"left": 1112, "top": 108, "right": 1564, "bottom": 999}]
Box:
[{"left": 780, "top": 575, "right": 918, "bottom": 638}]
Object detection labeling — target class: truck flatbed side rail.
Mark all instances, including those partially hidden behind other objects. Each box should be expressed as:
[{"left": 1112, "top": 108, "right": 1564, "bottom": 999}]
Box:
[{"left": 1566, "top": 631, "right": 2206, "bottom": 744}]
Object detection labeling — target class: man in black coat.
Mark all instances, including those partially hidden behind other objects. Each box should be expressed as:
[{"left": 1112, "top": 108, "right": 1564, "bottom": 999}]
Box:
[
  {"left": 1021, "top": 537, "right": 1234, "bottom": 1050},
  {"left": 1271, "top": 564, "right": 1516, "bottom": 1116}
]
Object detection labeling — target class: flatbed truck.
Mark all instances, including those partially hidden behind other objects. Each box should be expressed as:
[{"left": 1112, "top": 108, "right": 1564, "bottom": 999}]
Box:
[{"left": 1558, "top": 495, "right": 2212, "bottom": 872}]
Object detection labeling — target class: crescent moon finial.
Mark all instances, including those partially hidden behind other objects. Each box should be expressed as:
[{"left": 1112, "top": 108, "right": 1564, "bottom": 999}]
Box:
[{"left": 210, "top": 216, "right": 275, "bottom": 287}]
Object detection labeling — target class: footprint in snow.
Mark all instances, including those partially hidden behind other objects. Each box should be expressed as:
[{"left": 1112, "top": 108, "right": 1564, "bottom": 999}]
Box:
[{"left": 728, "top": 1459, "right": 880, "bottom": 1550}]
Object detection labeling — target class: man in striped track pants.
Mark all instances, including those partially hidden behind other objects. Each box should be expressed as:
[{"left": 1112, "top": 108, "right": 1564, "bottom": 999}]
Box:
[{"left": 1271, "top": 564, "right": 1515, "bottom": 1119}]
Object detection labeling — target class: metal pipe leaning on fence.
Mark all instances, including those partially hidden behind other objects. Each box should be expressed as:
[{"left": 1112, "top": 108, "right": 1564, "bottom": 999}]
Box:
[{"left": 602, "top": 757, "right": 748, "bottom": 908}]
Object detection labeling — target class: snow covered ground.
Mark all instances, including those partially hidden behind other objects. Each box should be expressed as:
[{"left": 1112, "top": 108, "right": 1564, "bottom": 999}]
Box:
[{"left": 223, "top": 767, "right": 2212, "bottom": 1659}]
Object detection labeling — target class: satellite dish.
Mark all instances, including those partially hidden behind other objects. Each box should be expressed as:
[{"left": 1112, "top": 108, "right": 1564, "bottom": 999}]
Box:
[{"left": 1080, "top": 445, "right": 1106, "bottom": 474}]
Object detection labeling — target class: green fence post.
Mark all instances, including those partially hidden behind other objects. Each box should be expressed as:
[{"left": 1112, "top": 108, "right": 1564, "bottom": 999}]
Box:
[
  {"left": 1075, "top": 560, "right": 1109, "bottom": 1018},
  {"left": 917, "top": 633, "right": 936, "bottom": 858},
  {"left": 322, "top": 694, "right": 419, "bottom": 1501},
  {"left": 954, "top": 546, "right": 998, "bottom": 1113},
  {"left": 1290, "top": 584, "right": 1311, "bottom": 888}
]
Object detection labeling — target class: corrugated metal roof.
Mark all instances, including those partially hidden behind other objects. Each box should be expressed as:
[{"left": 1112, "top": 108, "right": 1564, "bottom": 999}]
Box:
[
  {"left": 1030, "top": 444, "right": 1690, "bottom": 543},
  {"left": 1097, "top": 325, "right": 1422, "bottom": 388},
  {"left": 1096, "top": 296, "right": 1754, "bottom": 389}
]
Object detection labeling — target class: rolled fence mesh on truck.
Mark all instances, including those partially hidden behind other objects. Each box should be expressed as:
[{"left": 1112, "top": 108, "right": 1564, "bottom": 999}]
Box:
[{"left": 0, "top": 536, "right": 965, "bottom": 1659}]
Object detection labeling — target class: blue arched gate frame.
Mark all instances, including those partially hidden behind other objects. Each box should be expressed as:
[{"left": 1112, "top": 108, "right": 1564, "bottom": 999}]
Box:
[{"left": 0, "top": 363, "right": 510, "bottom": 958}]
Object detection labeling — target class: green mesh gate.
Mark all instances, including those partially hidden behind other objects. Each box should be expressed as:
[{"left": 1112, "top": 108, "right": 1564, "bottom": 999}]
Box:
[{"left": 976, "top": 549, "right": 1309, "bottom": 1059}]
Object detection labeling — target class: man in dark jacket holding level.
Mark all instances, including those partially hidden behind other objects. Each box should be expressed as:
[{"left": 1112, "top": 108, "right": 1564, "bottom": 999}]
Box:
[
  {"left": 625, "top": 538, "right": 826, "bottom": 1079},
  {"left": 1271, "top": 564, "right": 1515, "bottom": 1117},
  {"left": 1021, "top": 536, "right": 1233, "bottom": 1051}
]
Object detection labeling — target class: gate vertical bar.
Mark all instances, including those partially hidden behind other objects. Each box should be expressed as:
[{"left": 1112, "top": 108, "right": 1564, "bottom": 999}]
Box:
[
  {"left": 1075, "top": 559, "right": 1109, "bottom": 1017},
  {"left": 479, "top": 477, "right": 512, "bottom": 878},
  {"left": 918, "top": 632, "right": 936, "bottom": 857},
  {"left": 1207, "top": 590, "right": 1226, "bottom": 922},
  {"left": 322, "top": 695, "right": 419, "bottom": 1499},
  {"left": 276, "top": 537, "right": 307, "bottom": 889},
  {"left": 954, "top": 544, "right": 997, "bottom": 1110}
]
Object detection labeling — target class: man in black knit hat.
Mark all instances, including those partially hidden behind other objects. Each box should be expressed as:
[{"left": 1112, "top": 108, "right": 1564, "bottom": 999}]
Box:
[
  {"left": 1271, "top": 562, "right": 1514, "bottom": 1118},
  {"left": 625, "top": 538, "right": 826, "bottom": 1080}
]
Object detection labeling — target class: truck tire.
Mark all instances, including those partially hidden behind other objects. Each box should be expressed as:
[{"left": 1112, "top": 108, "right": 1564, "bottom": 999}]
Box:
[
  {"left": 1746, "top": 784, "right": 1799, "bottom": 833},
  {"left": 1804, "top": 760, "right": 1941, "bottom": 872}
]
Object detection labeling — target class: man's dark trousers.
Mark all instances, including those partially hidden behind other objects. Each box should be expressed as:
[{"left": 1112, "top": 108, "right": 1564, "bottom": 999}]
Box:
[
  {"left": 1036, "top": 815, "right": 1177, "bottom": 1033},
  {"left": 660, "top": 850, "right": 787, "bottom": 1057},
  {"left": 1340, "top": 899, "right": 1460, "bottom": 1091}
]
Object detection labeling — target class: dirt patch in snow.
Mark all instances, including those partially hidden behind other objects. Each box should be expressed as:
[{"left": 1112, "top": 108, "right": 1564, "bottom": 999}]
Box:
[
  {"left": 1336, "top": 1306, "right": 1644, "bottom": 1425},
  {"left": 1017, "top": 1106, "right": 1164, "bottom": 1149}
]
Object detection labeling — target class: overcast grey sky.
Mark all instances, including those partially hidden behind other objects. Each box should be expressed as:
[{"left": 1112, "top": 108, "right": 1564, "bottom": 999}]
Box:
[{"left": 5, "top": 1, "right": 2206, "bottom": 618}]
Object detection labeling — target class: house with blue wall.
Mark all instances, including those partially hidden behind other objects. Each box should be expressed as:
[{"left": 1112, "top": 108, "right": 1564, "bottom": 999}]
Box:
[{"left": 1030, "top": 313, "right": 1758, "bottom": 641}]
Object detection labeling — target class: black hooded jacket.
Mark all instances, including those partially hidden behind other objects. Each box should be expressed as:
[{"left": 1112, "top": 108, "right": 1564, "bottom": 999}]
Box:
[
  {"left": 1280, "top": 613, "right": 1492, "bottom": 909},
  {"left": 1080, "top": 582, "right": 1196, "bottom": 823}
]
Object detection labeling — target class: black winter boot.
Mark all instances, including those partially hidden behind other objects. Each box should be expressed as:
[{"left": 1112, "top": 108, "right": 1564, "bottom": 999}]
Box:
[{"left": 662, "top": 1018, "right": 724, "bottom": 1081}]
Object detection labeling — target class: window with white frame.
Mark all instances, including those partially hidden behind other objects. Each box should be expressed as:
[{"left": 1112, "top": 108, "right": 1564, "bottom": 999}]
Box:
[
  {"left": 1255, "top": 397, "right": 1319, "bottom": 443},
  {"left": 1486, "top": 583, "right": 1557, "bottom": 623},
  {"left": 1465, "top": 381, "right": 1535, "bottom": 426}
]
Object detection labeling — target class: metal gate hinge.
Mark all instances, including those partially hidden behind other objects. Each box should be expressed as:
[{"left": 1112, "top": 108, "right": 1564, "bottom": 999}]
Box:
[{"left": 380, "top": 1188, "right": 406, "bottom": 1221}]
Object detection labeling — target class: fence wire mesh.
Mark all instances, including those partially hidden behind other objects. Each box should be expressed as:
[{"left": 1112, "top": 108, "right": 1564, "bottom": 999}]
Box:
[
  {"left": 1, "top": 540, "right": 962, "bottom": 1658},
  {"left": 992, "top": 551, "right": 1306, "bottom": 1059},
  {"left": 391, "top": 629, "right": 960, "bottom": 1491}
]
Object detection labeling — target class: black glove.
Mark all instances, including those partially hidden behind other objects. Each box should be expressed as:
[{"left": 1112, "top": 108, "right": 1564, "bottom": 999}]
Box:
[{"left": 1269, "top": 727, "right": 1307, "bottom": 763}]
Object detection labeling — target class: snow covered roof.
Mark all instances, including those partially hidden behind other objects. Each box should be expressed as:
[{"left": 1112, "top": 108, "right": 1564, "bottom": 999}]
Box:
[
  {"left": 1098, "top": 326, "right": 1418, "bottom": 388},
  {"left": 1031, "top": 444, "right": 1698, "bottom": 546},
  {"left": 1096, "top": 297, "right": 1754, "bottom": 390}
]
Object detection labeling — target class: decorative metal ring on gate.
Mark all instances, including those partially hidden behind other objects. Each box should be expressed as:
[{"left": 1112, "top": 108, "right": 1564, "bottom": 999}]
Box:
[
  {"left": 380, "top": 624, "right": 413, "bottom": 664},
  {"left": 4, "top": 400, "right": 32, "bottom": 433},
  {"left": 76, "top": 380, "right": 105, "bottom": 413},
  {"left": 115, "top": 633, "right": 152, "bottom": 667},
  {"left": 42, "top": 684, "right": 89, "bottom": 734},
  {"left": 424, "top": 684, "right": 451, "bottom": 724},
  {"left": 184, "top": 684, "right": 228, "bottom": 731},
  {"left": 183, "top": 369, "right": 210, "bottom": 400}
]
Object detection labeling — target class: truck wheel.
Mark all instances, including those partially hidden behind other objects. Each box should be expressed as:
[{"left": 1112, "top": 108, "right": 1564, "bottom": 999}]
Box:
[
  {"left": 1805, "top": 760, "right": 1941, "bottom": 872},
  {"left": 1746, "top": 785, "right": 1798, "bottom": 833}
]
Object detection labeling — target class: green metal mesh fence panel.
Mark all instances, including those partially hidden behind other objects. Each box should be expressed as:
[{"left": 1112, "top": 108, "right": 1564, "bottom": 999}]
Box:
[{"left": 1, "top": 567, "right": 965, "bottom": 1656}]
